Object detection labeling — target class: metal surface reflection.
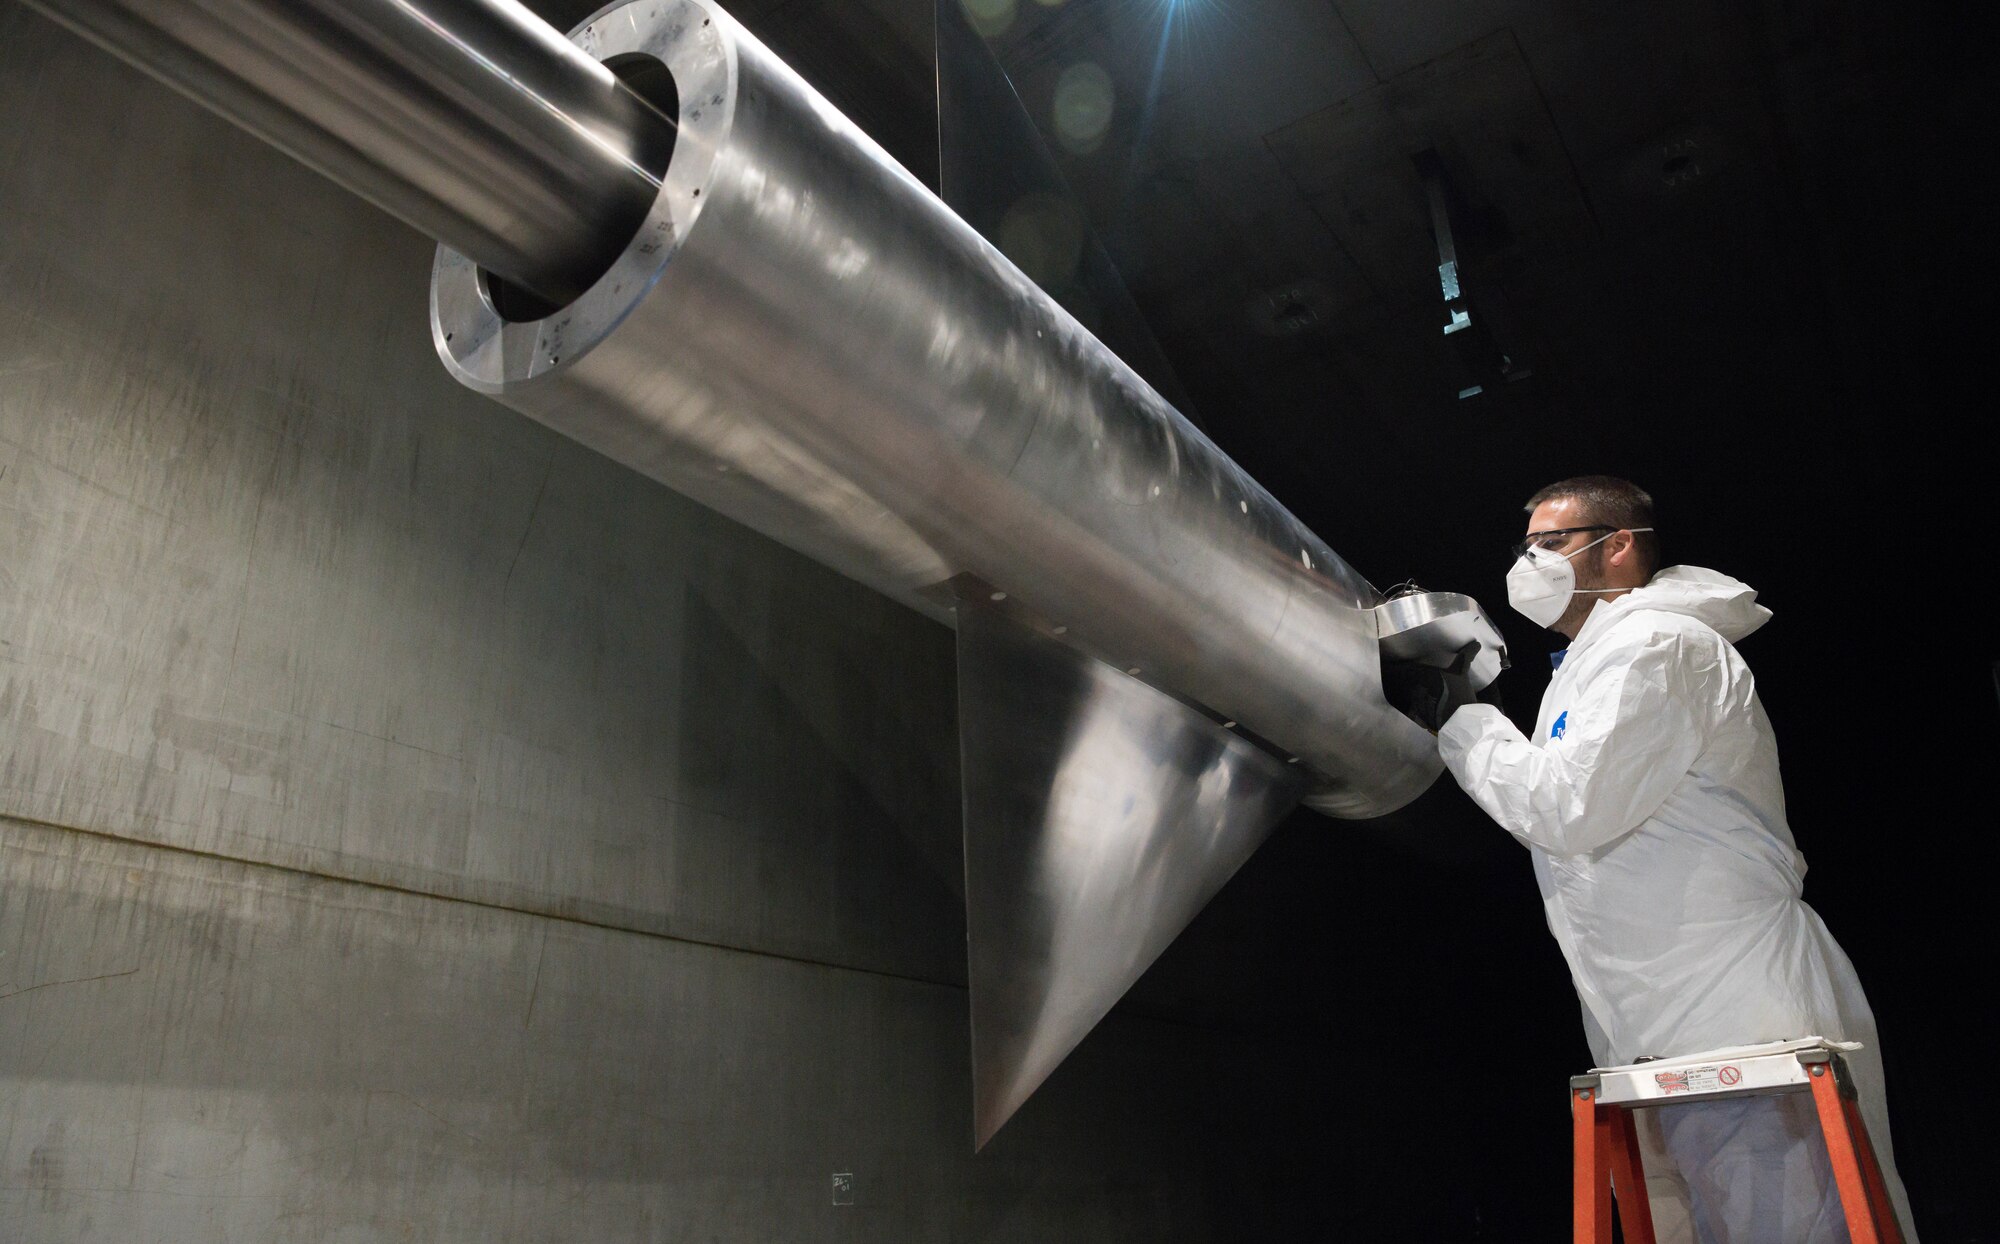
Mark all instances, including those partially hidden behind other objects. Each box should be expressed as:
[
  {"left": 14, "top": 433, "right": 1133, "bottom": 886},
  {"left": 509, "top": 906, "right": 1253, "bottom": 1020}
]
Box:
[
  {"left": 957, "top": 599, "right": 1306, "bottom": 1148},
  {"left": 30, "top": 0, "right": 1475, "bottom": 818},
  {"left": 432, "top": 0, "right": 1452, "bottom": 819},
  {"left": 26, "top": 0, "right": 677, "bottom": 305},
  {"left": 1374, "top": 589, "right": 1510, "bottom": 690},
  {"left": 27, "top": 0, "right": 1512, "bottom": 1148}
]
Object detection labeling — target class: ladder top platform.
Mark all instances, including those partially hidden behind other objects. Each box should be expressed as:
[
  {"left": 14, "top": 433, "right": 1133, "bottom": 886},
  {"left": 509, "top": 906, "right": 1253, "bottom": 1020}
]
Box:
[{"left": 1573, "top": 1036, "right": 1864, "bottom": 1108}]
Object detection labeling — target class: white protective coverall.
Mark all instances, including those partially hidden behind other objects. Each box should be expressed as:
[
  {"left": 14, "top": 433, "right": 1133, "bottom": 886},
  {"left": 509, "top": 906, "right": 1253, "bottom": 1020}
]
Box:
[{"left": 1438, "top": 566, "right": 1917, "bottom": 1243}]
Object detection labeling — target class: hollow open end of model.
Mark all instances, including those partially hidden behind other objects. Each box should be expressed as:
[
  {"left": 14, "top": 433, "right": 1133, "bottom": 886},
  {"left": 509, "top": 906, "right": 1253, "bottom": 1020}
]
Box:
[{"left": 481, "top": 51, "right": 682, "bottom": 323}]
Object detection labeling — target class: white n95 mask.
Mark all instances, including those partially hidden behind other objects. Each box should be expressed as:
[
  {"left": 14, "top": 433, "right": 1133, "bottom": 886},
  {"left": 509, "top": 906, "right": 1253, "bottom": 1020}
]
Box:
[{"left": 1505, "top": 528, "right": 1654, "bottom": 628}]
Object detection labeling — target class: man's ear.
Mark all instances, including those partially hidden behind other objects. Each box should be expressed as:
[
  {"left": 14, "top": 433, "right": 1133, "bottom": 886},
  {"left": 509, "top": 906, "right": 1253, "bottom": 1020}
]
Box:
[{"left": 1606, "top": 530, "right": 1635, "bottom": 568}]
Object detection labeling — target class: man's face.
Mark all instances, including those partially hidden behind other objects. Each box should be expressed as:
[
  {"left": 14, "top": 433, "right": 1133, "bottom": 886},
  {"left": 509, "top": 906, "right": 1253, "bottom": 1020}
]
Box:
[{"left": 1523, "top": 497, "right": 1608, "bottom": 636}]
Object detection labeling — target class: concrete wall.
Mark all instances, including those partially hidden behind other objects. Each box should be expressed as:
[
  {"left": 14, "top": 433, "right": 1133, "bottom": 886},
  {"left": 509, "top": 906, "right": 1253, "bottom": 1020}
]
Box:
[{"left": 0, "top": 7, "right": 1230, "bottom": 1237}]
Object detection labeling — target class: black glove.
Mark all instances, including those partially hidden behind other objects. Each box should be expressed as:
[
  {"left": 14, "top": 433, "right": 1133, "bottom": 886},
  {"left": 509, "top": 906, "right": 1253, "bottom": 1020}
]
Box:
[{"left": 1389, "top": 641, "right": 1482, "bottom": 734}]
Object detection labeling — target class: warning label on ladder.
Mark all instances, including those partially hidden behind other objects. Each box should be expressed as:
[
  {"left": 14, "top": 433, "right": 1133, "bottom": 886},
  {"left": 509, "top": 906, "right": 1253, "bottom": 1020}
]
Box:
[{"left": 1651, "top": 1064, "right": 1743, "bottom": 1095}]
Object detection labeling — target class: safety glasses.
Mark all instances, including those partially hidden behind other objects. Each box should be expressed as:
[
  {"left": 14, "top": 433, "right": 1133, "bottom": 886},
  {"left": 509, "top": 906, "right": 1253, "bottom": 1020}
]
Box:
[{"left": 1509, "top": 526, "right": 1616, "bottom": 560}]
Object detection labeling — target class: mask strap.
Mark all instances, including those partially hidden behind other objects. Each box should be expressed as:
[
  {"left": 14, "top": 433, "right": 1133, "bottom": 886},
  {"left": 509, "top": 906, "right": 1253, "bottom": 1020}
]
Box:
[{"left": 1563, "top": 527, "right": 1655, "bottom": 593}]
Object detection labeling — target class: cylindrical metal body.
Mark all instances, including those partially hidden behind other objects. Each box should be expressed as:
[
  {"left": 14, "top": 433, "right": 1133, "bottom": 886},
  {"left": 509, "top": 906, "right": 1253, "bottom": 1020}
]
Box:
[
  {"left": 431, "top": 0, "right": 1441, "bottom": 816},
  {"left": 26, "top": 0, "right": 676, "bottom": 306}
]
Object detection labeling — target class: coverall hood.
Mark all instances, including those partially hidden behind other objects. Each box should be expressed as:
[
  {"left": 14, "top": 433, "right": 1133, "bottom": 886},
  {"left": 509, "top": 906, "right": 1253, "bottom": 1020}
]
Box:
[{"left": 1574, "top": 565, "right": 1773, "bottom": 651}]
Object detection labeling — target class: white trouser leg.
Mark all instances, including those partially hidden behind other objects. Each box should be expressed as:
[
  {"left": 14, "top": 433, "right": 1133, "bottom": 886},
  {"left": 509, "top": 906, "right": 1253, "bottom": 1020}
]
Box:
[{"left": 1657, "top": 1095, "right": 1849, "bottom": 1244}]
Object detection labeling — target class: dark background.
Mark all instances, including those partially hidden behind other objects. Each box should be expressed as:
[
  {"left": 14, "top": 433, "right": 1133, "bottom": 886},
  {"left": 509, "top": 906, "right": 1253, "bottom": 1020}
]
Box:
[
  {"left": 580, "top": 0, "right": 1995, "bottom": 1234},
  {"left": 1157, "top": 3, "right": 1998, "bottom": 1235}
]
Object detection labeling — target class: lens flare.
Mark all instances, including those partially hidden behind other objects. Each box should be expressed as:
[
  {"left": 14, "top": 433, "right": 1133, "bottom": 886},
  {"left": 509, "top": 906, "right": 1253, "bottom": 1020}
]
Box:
[
  {"left": 1052, "top": 61, "right": 1114, "bottom": 153},
  {"left": 961, "top": 0, "right": 1016, "bottom": 37}
]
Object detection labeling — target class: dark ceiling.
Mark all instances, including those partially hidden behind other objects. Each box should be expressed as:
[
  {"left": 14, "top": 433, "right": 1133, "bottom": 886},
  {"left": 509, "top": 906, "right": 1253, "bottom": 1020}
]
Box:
[
  {"left": 571, "top": 0, "right": 1990, "bottom": 1234},
  {"left": 636, "top": 0, "right": 1979, "bottom": 588}
]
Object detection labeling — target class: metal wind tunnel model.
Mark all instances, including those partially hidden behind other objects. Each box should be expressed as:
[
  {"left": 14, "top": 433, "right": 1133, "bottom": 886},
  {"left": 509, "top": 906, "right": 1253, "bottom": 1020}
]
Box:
[{"left": 30, "top": 0, "right": 1506, "bottom": 1145}]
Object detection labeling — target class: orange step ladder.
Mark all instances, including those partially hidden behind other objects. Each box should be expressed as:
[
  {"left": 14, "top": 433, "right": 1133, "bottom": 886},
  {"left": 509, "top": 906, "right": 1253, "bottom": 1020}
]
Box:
[{"left": 1569, "top": 1038, "right": 1905, "bottom": 1244}]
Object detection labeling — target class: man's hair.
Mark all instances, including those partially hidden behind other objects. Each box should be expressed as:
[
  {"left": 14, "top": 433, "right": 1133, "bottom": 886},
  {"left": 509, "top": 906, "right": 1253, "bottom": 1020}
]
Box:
[{"left": 1525, "top": 475, "right": 1663, "bottom": 576}]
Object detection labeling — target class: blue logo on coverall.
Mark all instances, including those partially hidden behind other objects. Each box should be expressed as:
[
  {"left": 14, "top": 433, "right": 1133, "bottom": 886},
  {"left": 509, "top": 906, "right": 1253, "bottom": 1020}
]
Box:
[{"left": 1551, "top": 711, "right": 1569, "bottom": 740}]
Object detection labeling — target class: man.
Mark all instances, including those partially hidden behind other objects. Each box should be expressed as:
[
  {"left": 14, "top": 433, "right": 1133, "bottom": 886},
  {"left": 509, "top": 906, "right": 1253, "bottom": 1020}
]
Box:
[{"left": 1434, "top": 476, "right": 1916, "bottom": 1243}]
